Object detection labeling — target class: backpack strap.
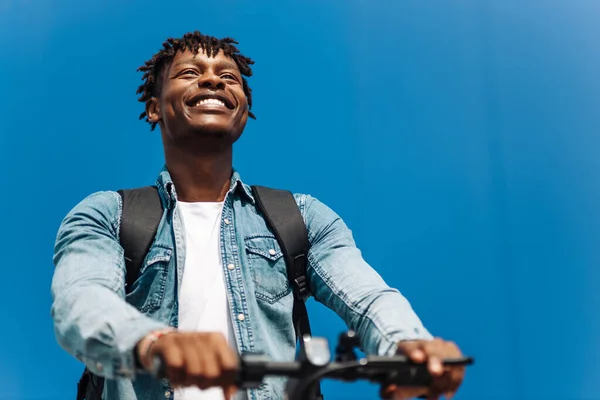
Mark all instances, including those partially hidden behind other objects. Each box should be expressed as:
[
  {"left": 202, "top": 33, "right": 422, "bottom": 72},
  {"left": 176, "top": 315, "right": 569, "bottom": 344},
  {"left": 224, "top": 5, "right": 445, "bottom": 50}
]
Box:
[
  {"left": 76, "top": 369, "right": 103, "bottom": 400},
  {"left": 79, "top": 185, "right": 319, "bottom": 398},
  {"left": 117, "top": 186, "right": 163, "bottom": 290},
  {"left": 251, "top": 186, "right": 322, "bottom": 400},
  {"left": 76, "top": 186, "right": 163, "bottom": 400},
  {"left": 251, "top": 186, "right": 312, "bottom": 338}
]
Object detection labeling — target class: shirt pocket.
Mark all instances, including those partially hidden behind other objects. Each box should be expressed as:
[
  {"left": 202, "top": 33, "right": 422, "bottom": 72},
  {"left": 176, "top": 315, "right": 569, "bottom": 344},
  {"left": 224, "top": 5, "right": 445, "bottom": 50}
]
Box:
[
  {"left": 244, "top": 235, "right": 291, "bottom": 304},
  {"left": 126, "top": 245, "right": 172, "bottom": 313}
]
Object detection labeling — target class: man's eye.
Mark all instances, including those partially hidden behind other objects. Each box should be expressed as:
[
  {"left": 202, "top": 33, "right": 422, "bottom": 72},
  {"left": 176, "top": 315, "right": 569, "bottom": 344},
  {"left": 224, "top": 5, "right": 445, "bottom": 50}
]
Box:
[
  {"left": 222, "top": 74, "right": 237, "bottom": 81},
  {"left": 180, "top": 70, "right": 198, "bottom": 76}
]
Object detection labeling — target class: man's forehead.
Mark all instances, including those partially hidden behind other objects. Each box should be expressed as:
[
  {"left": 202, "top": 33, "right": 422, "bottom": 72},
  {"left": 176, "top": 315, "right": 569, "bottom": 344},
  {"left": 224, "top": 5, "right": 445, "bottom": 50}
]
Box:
[{"left": 172, "top": 48, "right": 235, "bottom": 65}]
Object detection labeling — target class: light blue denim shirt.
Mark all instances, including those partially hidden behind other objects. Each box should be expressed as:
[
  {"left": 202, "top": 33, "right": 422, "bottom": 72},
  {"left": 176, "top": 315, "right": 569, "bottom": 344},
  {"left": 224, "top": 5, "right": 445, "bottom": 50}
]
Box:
[{"left": 51, "top": 167, "right": 432, "bottom": 400}]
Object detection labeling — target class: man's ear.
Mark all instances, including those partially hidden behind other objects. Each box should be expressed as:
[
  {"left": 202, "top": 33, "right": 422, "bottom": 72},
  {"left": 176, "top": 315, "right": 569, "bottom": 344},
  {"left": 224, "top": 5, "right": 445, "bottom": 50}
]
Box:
[{"left": 146, "top": 98, "right": 161, "bottom": 123}]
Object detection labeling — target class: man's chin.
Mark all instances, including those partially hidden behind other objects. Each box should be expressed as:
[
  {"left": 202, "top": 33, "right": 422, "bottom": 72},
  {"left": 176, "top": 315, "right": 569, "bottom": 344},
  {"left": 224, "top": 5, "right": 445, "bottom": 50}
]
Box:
[
  {"left": 187, "top": 114, "right": 233, "bottom": 133},
  {"left": 190, "top": 125, "right": 232, "bottom": 139},
  {"left": 187, "top": 113, "right": 245, "bottom": 138}
]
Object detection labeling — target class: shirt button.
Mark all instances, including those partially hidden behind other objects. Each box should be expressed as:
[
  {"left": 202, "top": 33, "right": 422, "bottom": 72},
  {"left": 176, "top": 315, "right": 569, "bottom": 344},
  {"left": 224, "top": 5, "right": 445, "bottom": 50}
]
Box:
[
  {"left": 224, "top": 218, "right": 230, "bottom": 225},
  {"left": 96, "top": 362, "right": 103, "bottom": 371},
  {"left": 237, "top": 313, "right": 245, "bottom": 321},
  {"left": 227, "top": 264, "right": 235, "bottom": 270},
  {"left": 269, "top": 249, "right": 276, "bottom": 256},
  {"left": 165, "top": 391, "right": 171, "bottom": 398}
]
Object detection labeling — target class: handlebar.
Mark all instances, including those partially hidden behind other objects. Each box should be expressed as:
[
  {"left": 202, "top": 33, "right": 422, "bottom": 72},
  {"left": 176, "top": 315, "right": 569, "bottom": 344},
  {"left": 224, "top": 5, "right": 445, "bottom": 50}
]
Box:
[
  {"left": 152, "top": 331, "right": 474, "bottom": 400},
  {"left": 239, "top": 352, "right": 473, "bottom": 400}
]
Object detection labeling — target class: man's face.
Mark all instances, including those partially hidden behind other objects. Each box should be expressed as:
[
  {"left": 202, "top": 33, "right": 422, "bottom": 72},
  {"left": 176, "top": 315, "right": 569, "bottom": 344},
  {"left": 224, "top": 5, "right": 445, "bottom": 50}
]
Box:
[{"left": 149, "top": 48, "right": 248, "bottom": 145}]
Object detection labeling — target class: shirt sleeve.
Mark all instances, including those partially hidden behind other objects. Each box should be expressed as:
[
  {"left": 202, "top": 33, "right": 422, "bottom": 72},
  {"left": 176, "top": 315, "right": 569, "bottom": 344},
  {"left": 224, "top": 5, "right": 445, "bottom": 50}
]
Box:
[
  {"left": 302, "top": 194, "right": 433, "bottom": 356},
  {"left": 51, "top": 191, "right": 168, "bottom": 379}
]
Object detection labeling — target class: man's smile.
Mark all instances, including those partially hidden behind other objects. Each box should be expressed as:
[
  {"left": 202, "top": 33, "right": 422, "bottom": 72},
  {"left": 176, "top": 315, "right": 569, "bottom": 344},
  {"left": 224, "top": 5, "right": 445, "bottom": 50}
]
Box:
[{"left": 185, "top": 91, "right": 235, "bottom": 111}]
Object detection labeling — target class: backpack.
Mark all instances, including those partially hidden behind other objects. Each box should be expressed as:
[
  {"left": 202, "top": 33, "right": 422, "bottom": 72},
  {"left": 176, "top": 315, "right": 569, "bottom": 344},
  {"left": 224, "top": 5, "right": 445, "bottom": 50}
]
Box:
[{"left": 76, "top": 185, "right": 320, "bottom": 399}]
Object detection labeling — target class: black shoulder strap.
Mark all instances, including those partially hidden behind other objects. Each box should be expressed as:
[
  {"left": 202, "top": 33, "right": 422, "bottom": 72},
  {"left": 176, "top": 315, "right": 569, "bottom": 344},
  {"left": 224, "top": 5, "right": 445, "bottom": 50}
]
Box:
[
  {"left": 251, "top": 186, "right": 312, "bottom": 337},
  {"left": 251, "top": 186, "right": 322, "bottom": 399},
  {"left": 80, "top": 185, "right": 320, "bottom": 399},
  {"left": 76, "top": 369, "right": 103, "bottom": 400},
  {"left": 117, "top": 186, "right": 163, "bottom": 290},
  {"left": 77, "top": 186, "right": 163, "bottom": 400}
]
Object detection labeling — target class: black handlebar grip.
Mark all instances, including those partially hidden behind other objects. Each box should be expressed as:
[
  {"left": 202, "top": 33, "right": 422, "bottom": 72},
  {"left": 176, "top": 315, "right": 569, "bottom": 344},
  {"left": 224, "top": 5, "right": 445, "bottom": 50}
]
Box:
[
  {"left": 236, "top": 354, "right": 272, "bottom": 389},
  {"left": 385, "top": 364, "right": 434, "bottom": 387}
]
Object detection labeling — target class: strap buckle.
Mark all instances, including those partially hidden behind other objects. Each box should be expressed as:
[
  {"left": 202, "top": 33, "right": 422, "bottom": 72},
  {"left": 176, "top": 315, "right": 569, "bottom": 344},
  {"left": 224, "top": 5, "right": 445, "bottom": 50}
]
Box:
[
  {"left": 293, "top": 255, "right": 310, "bottom": 301},
  {"left": 294, "top": 276, "right": 309, "bottom": 300}
]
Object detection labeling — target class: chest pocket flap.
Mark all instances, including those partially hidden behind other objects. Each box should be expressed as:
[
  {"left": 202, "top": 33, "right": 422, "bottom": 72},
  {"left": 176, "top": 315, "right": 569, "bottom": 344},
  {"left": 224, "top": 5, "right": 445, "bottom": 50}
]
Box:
[
  {"left": 126, "top": 245, "right": 172, "bottom": 313},
  {"left": 244, "top": 235, "right": 290, "bottom": 304}
]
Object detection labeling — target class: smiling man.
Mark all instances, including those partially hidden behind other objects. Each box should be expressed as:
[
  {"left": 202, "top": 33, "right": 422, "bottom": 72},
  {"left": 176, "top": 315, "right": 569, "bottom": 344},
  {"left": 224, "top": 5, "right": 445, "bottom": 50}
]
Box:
[{"left": 51, "top": 31, "right": 466, "bottom": 400}]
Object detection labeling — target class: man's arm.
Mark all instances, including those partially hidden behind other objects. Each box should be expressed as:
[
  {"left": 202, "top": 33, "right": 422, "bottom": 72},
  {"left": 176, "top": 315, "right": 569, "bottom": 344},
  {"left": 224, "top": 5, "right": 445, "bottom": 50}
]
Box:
[
  {"left": 51, "top": 191, "right": 168, "bottom": 379},
  {"left": 302, "top": 194, "right": 433, "bottom": 356},
  {"left": 302, "top": 195, "right": 468, "bottom": 399}
]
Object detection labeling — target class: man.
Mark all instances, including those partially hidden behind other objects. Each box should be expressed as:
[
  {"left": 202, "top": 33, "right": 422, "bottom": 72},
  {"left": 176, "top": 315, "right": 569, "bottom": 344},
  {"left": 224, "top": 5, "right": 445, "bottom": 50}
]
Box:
[{"left": 51, "top": 31, "right": 466, "bottom": 400}]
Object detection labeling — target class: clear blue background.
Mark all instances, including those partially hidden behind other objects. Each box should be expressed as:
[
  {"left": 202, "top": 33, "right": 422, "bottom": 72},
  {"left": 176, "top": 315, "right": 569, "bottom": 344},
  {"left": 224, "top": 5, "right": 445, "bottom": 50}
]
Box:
[{"left": 1, "top": 1, "right": 599, "bottom": 399}]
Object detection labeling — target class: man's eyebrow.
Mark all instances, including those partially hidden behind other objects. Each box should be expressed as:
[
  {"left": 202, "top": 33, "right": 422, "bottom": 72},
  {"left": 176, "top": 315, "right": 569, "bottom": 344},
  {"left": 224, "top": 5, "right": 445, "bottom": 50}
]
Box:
[
  {"left": 171, "top": 59, "right": 196, "bottom": 70},
  {"left": 171, "top": 59, "right": 239, "bottom": 73},
  {"left": 214, "top": 60, "right": 239, "bottom": 71}
]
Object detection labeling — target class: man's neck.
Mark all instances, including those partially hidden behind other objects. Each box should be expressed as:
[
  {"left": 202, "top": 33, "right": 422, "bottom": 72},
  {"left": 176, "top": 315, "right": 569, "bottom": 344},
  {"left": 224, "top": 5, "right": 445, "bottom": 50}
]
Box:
[{"left": 164, "top": 147, "right": 233, "bottom": 203}]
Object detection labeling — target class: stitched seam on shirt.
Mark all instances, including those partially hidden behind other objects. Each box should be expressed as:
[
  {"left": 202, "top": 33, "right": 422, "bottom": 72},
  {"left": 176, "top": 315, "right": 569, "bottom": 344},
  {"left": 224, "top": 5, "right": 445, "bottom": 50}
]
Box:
[
  {"left": 299, "top": 194, "right": 313, "bottom": 276},
  {"left": 227, "top": 197, "right": 256, "bottom": 353},
  {"left": 244, "top": 233, "right": 276, "bottom": 240},
  {"left": 111, "top": 190, "right": 125, "bottom": 292},
  {"left": 299, "top": 194, "right": 307, "bottom": 218},
  {"left": 112, "top": 190, "right": 122, "bottom": 242},
  {"left": 106, "top": 240, "right": 127, "bottom": 293}
]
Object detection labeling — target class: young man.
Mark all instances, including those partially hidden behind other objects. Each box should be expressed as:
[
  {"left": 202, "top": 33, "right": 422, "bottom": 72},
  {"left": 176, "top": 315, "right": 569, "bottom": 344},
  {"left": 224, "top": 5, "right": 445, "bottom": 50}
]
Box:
[{"left": 51, "top": 31, "right": 466, "bottom": 400}]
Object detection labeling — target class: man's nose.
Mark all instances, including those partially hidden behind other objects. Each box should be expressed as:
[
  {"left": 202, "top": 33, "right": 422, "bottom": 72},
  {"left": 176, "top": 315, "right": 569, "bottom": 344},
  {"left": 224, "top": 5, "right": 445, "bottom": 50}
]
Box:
[{"left": 198, "top": 73, "right": 225, "bottom": 90}]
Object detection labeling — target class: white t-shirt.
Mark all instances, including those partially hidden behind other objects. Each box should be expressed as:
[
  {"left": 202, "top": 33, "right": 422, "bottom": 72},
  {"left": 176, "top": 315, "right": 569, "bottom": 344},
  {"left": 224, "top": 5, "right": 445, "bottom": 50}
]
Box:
[{"left": 175, "top": 201, "right": 238, "bottom": 400}]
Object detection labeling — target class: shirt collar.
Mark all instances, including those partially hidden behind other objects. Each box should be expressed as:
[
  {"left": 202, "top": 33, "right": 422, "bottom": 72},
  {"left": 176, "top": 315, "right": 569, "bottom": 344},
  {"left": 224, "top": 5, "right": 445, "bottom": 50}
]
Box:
[{"left": 155, "top": 165, "right": 255, "bottom": 209}]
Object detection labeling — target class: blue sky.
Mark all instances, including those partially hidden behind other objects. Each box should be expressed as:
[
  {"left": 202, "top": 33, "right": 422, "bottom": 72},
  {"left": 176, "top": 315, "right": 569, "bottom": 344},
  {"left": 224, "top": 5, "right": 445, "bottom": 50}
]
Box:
[{"left": 1, "top": 1, "right": 600, "bottom": 399}]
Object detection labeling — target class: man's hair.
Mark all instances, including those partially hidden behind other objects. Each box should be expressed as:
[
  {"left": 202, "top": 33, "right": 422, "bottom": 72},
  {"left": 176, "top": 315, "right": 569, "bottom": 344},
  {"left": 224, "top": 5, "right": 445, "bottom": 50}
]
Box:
[{"left": 136, "top": 31, "right": 255, "bottom": 130}]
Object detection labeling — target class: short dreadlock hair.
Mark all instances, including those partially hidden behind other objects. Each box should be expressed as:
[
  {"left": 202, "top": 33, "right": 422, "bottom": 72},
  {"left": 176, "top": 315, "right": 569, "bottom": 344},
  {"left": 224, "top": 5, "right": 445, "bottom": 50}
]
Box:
[{"left": 136, "top": 31, "right": 255, "bottom": 130}]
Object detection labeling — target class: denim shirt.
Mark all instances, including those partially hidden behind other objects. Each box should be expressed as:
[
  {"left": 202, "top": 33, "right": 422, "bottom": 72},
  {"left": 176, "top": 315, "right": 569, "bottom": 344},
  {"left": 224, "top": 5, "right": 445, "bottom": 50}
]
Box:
[{"left": 51, "top": 167, "right": 432, "bottom": 400}]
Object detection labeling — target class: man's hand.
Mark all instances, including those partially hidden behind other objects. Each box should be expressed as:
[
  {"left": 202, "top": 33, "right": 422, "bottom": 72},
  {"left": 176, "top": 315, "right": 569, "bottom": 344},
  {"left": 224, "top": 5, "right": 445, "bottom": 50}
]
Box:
[
  {"left": 138, "top": 331, "right": 239, "bottom": 399},
  {"left": 381, "top": 338, "right": 465, "bottom": 400}
]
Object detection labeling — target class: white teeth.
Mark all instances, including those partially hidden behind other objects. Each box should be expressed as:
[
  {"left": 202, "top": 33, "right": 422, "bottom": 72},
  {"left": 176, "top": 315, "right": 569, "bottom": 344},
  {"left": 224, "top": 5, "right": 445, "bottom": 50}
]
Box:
[{"left": 195, "top": 98, "right": 225, "bottom": 107}]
